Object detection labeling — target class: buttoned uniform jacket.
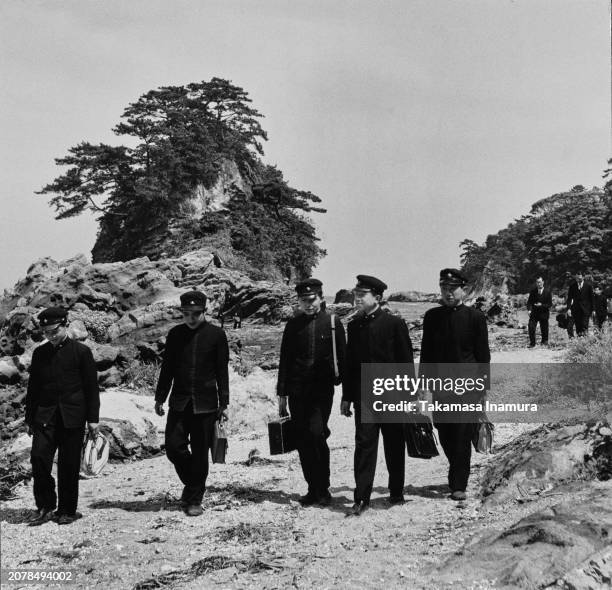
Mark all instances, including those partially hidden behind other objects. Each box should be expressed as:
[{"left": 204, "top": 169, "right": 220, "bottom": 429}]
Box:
[
  {"left": 419, "top": 304, "right": 491, "bottom": 406},
  {"left": 526, "top": 287, "right": 553, "bottom": 318},
  {"left": 25, "top": 338, "right": 100, "bottom": 428},
  {"left": 342, "top": 307, "right": 414, "bottom": 403},
  {"left": 566, "top": 281, "right": 594, "bottom": 316},
  {"left": 155, "top": 321, "right": 230, "bottom": 413},
  {"left": 276, "top": 310, "right": 346, "bottom": 397}
]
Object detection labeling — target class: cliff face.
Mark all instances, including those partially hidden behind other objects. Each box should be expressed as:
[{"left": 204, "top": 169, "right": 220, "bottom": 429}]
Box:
[{"left": 91, "top": 159, "right": 249, "bottom": 266}]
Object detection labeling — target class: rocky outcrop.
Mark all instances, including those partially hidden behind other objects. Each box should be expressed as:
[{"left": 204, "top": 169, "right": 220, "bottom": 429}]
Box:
[
  {"left": 0, "top": 249, "right": 294, "bottom": 382},
  {"left": 436, "top": 486, "right": 612, "bottom": 588},
  {"left": 481, "top": 422, "right": 612, "bottom": 504}
]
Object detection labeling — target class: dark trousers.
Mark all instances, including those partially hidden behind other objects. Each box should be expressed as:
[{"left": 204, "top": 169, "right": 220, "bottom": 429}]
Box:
[
  {"left": 528, "top": 314, "right": 549, "bottom": 345},
  {"left": 353, "top": 402, "right": 405, "bottom": 503},
  {"left": 288, "top": 385, "right": 333, "bottom": 496},
  {"left": 434, "top": 422, "right": 474, "bottom": 492},
  {"left": 30, "top": 413, "right": 84, "bottom": 514},
  {"left": 165, "top": 403, "right": 216, "bottom": 505},
  {"left": 572, "top": 309, "right": 590, "bottom": 336},
  {"left": 594, "top": 315, "right": 607, "bottom": 330}
]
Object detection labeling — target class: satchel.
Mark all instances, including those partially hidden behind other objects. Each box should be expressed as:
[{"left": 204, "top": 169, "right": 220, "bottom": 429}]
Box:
[
  {"left": 268, "top": 416, "right": 297, "bottom": 455},
  {"left": 403, "top": 413, "right": 439, "bottom": 459},
  {"left": 80, "top": 431, "right": 110, "bottom": 477},
  {"left": 472, "top": 419, "right": 494, "bottom": 454},
  {"left": 211, "top": 419, "right": 228, "bottom": 464}
]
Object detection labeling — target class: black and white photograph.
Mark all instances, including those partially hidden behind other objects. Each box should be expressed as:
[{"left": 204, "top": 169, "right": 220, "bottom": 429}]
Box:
[{"left": 0, "top": 1, "right": 611, "bottom": 588}]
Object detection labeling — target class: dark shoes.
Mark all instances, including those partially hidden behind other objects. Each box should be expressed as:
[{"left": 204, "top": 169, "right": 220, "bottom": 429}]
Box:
[
  {"left": 28, "top": 506, "right": 55, "bottom": 526},
  {"left": 56, "top": 512, "right": 83, "bottom": 525},
  {"left": 185, "top": 504, "right": 203, "bottom": 517},
  {"left": 299, "top": 492, "right": 319, "bottom": 506},
  {"left": 299, "top": 490, "right": 333, "bottom": 507},
  {"left": 317, "top": 491, "right": 332, "bottom": 506},
  {"left": 450, "top": 490, "right": 467, "bottom": 501},
  {"left": 346, "top": 500, "right": 369, "bottom": 517},
  {"left": 389, "top": 494, "right": 405, "bottom": 505}
]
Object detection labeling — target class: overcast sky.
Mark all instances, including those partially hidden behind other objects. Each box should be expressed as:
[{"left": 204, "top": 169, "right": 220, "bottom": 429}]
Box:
[{"left": 1, "top": 0, "right": 609, "bottom": 294}]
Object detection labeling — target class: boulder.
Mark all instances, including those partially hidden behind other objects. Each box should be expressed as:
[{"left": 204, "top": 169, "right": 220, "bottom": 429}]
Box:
[
  {"left": 87, "top": 341, "right": 122, "bottom": 371},
  {"left": 97, "top": 390, "right": 166, "bottom": 460},
  {"left": 435, "top": 487, "right": 612, "bottom": 588},
  {"left": 98, "top": 366, "right": 123, "bottom": 388},
  {"left": 481, "top": 422, "right": 612, "bottom": 504},
  {"left": 0, "top": 359, "right": 20, "bottom": 384},
  {"left": 67, "top": 319, "right": 88, "bottom": 341}
]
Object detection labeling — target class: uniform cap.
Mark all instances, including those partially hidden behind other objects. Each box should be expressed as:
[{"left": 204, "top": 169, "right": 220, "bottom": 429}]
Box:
[
  {"left": 439, "top": 268, "right": 468, "bottom": 286},
  {"left": 295, "top": 278, "right": 323, "bottom": 298},
  {"left": 179, "top": 290, "right": 207, "bottom": 310},
  {"left": 38, "top": 306, "right": 68, "bottom": 327},
  {"left": 355, "top": 275, "right": 387, "bottom": 295}
]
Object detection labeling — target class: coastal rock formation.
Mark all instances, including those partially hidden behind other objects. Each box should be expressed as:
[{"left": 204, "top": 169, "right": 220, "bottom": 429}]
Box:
[{"left": 0, "top": 249, "right": 294, "bottom": 386}]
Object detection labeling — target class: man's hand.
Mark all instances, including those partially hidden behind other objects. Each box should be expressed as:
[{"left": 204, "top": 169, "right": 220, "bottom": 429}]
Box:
[
  {"left": 87, "top": 422, "right": 99, "bottom": 438},
  {"left": 278, "top": 396, "right": 288, "bottom": 417},
  {"left": 217, "top": 405, "right": 228, "bottom": 422},
  {"left": 341, "top": 401, "right": 352, "bottom": 417},
  {"left": 567, "top": 309, "right": 572, "bottom": 317},
  {"left": 155, "top": 402, "right": 165, "bottom": 416}
]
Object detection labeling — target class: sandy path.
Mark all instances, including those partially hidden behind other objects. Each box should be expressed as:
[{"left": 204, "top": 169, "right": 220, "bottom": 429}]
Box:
[{"left": 0, "top": 347, "right": 567, "bottom": 589}]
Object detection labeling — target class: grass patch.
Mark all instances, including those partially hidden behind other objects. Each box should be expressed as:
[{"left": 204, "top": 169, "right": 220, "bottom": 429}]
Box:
[{"left": 123, "top": 360, "right": 160, "bottom": 395}]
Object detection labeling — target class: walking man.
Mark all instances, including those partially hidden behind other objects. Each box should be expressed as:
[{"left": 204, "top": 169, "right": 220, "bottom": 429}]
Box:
[
  {"left": 420, "top": 269, "right": 490, "bottom": 501},
  {"left": 155, "top": 291, "right": 230, "bottom": 516},
  {"left": 527, "top": 277, "right": 552, "bottom": 347},
  {"left": 341, "top": 275, "right": 414, "bottom": 516},
  {"left": 593, "top": 285, "right": 608, "bottom": 331},
  {"left": 566, "top": 271, "right": 594, "bottom": 336},
  {"left": 277, "top": 278, "right": 346, "bottom": 506},
  {"left": 25, "top": 307, "right": 100, "bottom": 525}
]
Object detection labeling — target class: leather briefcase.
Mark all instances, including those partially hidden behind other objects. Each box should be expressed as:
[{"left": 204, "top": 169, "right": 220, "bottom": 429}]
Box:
[
  {"left": 403, "top": 413, "right": 439, "bottom": 459},
  {"left": 268, "top": 416, "right": 297, "bottom": 455}
]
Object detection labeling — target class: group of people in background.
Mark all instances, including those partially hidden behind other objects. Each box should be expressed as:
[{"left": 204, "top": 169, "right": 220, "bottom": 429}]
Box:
[{"left": 527, "top": 271, "right": 610, "bottom": 347}]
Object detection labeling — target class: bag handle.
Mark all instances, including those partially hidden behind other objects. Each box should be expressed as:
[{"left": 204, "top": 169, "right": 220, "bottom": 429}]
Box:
[{"left": 331, "top": 313, "right": 339, "bottom": 380}]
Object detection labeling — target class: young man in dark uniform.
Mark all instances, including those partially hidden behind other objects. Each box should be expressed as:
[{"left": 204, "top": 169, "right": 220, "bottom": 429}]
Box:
[
  {"left": 277, "top": 278, "right": 346, "bottom": 506},
  {"left": 419, "top": 269, "right": 490, "bottom": 501},
  {"left": 593, "top": 285, "right": 608, "bottom": 331},
  {"left": 25, "top": 307, "right": 100, "bottom": 526},
  {"left": 155, "top": 291, "right": 230, "bottom": 516},
  {"left": 566, "top": 271, "right": 594, "bottom": 336},
  {"left": 526, "top": 276, "right": 553, "bottom": 347},
  {"left": 341, "top": 275, "right": 414, "bottom": 516}
]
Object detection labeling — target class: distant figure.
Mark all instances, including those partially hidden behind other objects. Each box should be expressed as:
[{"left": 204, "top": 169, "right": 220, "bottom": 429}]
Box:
[
  {"left": 566, "top": 271, "right": 594, "bottom": 336},
  {"left": 526, "top": 277, "right": 552, "bottom": 347},
  {"left": 233, "top": 309, "right": 242, "bottom": 329},
  {"left": 593, "top": 285, "right": 608, "bottom": 331}
]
